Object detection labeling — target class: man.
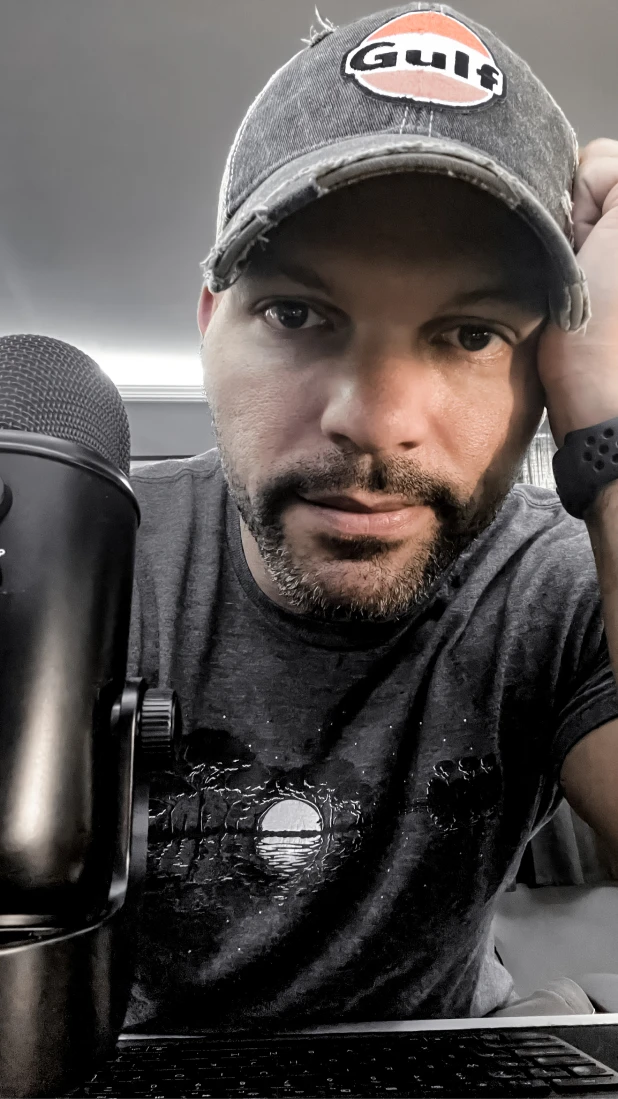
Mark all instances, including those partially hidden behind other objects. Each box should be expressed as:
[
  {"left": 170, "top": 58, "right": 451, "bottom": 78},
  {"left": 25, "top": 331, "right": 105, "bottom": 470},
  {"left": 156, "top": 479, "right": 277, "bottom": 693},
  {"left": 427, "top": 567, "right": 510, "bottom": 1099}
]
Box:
[{"left": 124, "top": 3, "right": 618, "bottom": 1031}]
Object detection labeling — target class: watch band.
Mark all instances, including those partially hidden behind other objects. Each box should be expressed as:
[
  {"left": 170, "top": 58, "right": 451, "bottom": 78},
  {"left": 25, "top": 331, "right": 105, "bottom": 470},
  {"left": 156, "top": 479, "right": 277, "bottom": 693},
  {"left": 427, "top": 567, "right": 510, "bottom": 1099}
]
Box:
[{"left": 552, "top": 416, "right": 618, "bottom": 519}]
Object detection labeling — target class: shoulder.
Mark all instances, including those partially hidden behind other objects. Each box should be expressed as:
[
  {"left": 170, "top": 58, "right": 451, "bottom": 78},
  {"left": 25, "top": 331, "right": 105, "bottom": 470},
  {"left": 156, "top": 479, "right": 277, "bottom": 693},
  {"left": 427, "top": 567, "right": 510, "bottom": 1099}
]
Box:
[
  {"left": 130, "top": 448, "right": 221, "bottom": 492},
  {"left": 507, "top": 483, "right": 592, "bottom": 554},
  {"left": 129, "top": 448, "right": 225, "bottom": 539},
  {"left": 454, "top": 483, "right": 600, "bottom": 630},
  {"left": 489, "top": 483, "right": 599, "bottom": 605}
]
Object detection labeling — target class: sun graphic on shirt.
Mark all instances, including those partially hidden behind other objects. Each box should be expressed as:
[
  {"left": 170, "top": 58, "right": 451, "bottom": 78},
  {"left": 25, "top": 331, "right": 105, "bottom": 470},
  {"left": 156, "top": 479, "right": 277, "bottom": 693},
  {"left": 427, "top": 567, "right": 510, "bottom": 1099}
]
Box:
[
  {"left": 258, "top": 797, "right": 323, "bottom": 834},
  {"left": 256, "top": 796, "right": 324, "bottom": 875}
]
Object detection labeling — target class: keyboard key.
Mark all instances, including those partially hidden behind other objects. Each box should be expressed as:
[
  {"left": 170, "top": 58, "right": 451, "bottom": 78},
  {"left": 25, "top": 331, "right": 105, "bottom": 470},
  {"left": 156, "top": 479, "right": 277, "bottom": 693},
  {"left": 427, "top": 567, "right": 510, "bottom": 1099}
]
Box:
[
  {"left": 501, "top": 1085, "right": 552, "bottom": 1096},
  {"left": 503, "top": 1085, "right": 549, "bottom": 1094},
  {"left": 551, "top": 1076, "right": 618, "bottom": 1092},
  {"left": 509, "top": 1032, "right": 557, "bottom": 1040},
  {"left": 227, "top": 1092, "right": 264, "bottom": 1098},
  {"left": 516, "top": 1044, "right": 563, "bottom": 1053},
  {"left": 464, "top": 1086, "right": 506, "bottom": 1093},
  {"left": 569, "top": 1066, "right": 616, "bottom": 1077},
  {"left": 509, "top": 1037, "right": 555, "bottom": 1044},
  {"left": 534, "top": 1055, "right": 587, "bottom": 1066}
]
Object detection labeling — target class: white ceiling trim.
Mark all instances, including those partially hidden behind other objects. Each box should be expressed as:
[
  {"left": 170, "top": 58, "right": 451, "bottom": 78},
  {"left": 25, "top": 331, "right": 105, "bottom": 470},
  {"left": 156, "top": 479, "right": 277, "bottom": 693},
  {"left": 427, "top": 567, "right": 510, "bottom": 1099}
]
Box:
[{"left": 119, "top": 385, "right": 207, "bottom": 402}]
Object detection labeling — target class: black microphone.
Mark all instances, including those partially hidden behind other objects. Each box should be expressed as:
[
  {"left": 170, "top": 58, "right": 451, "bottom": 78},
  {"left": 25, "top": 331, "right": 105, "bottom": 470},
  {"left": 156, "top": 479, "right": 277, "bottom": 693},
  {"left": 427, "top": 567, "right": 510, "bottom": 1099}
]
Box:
[{"left": 0, "top": 334, "right": 180, "bottom": 1097}]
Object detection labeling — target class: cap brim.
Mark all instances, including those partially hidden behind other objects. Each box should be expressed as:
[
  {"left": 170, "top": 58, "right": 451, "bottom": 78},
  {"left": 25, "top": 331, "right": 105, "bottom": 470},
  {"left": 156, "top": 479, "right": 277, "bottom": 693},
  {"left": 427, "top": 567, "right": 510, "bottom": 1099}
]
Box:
[{"left": 202, "top": 132, "right": 589, "bottom": 333}]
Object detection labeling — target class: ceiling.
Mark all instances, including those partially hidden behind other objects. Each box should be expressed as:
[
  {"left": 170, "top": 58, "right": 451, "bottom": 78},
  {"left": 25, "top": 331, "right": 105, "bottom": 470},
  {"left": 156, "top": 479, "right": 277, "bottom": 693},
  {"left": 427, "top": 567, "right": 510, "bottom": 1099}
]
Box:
[{"left": 1, "top": 0, "right": 617, "bottom": 382}]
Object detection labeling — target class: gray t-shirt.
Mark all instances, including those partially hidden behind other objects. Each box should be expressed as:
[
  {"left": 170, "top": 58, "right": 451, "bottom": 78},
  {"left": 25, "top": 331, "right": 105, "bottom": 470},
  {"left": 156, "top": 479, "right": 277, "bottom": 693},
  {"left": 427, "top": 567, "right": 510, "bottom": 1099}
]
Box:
[{"left": 124, "top": 448, "right": 618, "bottom": 1032}]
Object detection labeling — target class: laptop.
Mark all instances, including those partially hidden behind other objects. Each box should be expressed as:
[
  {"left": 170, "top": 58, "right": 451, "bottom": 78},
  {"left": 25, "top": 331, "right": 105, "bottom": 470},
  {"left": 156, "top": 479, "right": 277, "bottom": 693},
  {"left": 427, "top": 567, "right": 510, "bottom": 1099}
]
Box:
[{"left": 67, "top": 1014, "right": 618, "bottom": 1097}]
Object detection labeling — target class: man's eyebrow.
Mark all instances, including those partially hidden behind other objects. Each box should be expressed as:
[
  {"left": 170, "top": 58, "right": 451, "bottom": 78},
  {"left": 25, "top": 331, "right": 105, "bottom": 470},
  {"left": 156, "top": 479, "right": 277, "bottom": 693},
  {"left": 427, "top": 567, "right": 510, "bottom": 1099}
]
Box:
[
  {"left": 244, "top": 257, "right": 547, "bottom": 314},
  {"left": 440, "top": 285, "right": 547, "bottom": 314},
  {"left": 244, "top": 255, "right": 331, "bottom": 292}
]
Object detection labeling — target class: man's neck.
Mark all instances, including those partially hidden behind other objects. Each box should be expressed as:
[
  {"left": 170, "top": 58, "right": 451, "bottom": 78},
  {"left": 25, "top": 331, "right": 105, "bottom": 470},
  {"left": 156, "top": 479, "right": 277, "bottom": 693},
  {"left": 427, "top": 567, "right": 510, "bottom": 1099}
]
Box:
[{"left": 239, "top": 519, "right": 303, "bottom": 614}]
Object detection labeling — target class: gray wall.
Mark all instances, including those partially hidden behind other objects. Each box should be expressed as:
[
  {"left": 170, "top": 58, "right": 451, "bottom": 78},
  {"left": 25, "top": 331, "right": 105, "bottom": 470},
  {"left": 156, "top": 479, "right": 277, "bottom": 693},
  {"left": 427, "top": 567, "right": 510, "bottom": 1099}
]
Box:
[{"left": 125, "top": 400, "right": 215, "bottom": 459}]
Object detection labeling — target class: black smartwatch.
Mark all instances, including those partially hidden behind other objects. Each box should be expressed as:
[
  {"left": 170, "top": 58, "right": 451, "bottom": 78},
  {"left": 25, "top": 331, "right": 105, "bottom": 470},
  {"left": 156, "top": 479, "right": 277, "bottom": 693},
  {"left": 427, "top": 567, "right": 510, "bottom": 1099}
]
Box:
[{"left": 552, "top": 416, "right": 618, "bottom": 519}]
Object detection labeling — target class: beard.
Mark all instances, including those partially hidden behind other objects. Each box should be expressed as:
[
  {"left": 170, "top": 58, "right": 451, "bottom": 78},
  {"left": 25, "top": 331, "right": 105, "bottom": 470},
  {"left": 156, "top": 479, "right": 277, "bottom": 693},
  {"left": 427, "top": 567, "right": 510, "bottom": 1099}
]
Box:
[{"left": 212, "top": 420, "right": 519, "bottom": 623}]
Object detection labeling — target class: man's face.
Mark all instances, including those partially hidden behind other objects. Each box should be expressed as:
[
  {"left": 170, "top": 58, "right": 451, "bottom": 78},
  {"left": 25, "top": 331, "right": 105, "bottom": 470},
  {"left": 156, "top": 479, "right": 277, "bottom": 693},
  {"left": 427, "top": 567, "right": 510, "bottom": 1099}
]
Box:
[{"left": 199, "top": 173, "right": 549, "bottom": 622}]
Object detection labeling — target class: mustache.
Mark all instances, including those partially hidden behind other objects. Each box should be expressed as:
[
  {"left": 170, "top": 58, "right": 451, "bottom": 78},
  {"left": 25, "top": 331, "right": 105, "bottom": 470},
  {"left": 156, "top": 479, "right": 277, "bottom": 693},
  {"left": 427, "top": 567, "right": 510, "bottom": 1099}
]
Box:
[{"left": 254, "top": 454, "right": 472, "bottom": 530}]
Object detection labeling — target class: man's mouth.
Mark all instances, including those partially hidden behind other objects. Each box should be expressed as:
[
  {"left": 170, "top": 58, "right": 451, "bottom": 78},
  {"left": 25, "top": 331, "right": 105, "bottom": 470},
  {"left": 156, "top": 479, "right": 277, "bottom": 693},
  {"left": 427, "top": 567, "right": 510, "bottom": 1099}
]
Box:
[
  {"left": 299, "top": 492, "right": 416, "bottom": 513},
  {"left": 294, "top": 493, "right": 429, "bottom": 537}
]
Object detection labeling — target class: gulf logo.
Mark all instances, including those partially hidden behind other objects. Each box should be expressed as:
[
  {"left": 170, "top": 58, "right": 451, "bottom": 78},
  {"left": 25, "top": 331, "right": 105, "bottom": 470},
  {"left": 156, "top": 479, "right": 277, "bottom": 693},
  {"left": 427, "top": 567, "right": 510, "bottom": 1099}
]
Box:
[{"left": 343, "top": 10, "right": 505, "bottom": 107}]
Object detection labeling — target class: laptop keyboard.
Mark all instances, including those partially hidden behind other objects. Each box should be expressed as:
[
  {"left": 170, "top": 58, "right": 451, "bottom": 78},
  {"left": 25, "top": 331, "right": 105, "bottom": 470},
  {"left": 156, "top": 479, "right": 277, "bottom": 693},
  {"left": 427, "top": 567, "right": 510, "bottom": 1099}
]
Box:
[{"left": 70, "top": 1030, "right": 618, "bottom": 1097}]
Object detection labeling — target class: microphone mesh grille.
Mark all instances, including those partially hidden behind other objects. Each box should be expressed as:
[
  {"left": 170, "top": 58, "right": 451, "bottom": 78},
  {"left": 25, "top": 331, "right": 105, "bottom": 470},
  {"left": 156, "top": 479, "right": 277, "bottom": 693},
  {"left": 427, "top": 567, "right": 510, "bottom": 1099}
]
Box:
[{"left": 0, "top": 334, "right": 130, "bottom": 475}]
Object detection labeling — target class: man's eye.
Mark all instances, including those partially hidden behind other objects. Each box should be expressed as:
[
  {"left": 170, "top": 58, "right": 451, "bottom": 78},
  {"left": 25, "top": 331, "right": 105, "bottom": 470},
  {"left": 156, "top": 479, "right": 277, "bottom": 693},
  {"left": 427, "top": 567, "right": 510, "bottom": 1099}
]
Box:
[
  {"left": 262, "top": 302, "right": 326, "bottom": 331},
  {"left": 439, "top": 320, "right": 508, "bottom": 351},
  {"left": 443, "top": 325, "right": 505, "bottom": 352}
]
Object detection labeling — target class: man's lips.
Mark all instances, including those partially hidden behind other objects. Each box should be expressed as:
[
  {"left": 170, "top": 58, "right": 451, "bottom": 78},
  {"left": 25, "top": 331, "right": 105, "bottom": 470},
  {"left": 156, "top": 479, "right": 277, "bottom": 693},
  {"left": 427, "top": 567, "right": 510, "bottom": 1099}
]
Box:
[
  {"left": 298, "top": 493, "right": 416, "bottom": 512},
  {"left": 294, "top": 493, "right": 428, "bottom": 537}
]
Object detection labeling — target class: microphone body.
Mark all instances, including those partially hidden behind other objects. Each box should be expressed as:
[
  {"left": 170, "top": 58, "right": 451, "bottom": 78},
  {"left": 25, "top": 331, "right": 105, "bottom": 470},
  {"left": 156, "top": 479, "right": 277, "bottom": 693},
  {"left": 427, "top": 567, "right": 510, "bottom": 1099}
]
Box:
[
  {"left": 0, "top": 432, "right": 138, "bottom": 923},
  {"left": 0, "top": 335, "right": 180, "bottom": 1097}
]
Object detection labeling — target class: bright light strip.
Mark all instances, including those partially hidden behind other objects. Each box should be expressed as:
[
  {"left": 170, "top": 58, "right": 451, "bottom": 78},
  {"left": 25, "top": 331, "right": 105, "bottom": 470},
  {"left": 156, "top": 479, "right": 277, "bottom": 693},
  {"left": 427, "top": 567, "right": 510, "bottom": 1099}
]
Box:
[{"left": 83, "top": 349, "right": 203, "bottom": 387}]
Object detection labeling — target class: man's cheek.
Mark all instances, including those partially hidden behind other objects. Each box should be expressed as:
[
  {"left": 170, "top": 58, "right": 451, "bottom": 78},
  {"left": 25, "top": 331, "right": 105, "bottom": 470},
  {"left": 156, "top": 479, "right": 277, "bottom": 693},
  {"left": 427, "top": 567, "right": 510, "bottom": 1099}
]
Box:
[
  {"left": 235, "top": 383, "right": 313, "bottom": 454},
  {"left": 212, "top": 381, "right": 299, "bottom": 489}
]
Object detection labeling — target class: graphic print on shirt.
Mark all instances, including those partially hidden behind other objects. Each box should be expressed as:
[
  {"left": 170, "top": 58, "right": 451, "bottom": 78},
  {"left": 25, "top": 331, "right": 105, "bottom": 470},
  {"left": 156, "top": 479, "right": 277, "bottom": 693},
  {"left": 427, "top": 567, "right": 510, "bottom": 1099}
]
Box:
[
  {"left": 146, "top": 726, "right": 365, "bottom": 909},
  {"left": 146, "top": 722, "right": 503, "bottom": 910},
  {"left": 256, "top": 796, "right": 325, "bottom": 875},
  {"left": 414, "top": 753, "right": 502, "bottom": 832},
  {"left": 134, "top": 716, "right": 506, "bottom": 1026}
]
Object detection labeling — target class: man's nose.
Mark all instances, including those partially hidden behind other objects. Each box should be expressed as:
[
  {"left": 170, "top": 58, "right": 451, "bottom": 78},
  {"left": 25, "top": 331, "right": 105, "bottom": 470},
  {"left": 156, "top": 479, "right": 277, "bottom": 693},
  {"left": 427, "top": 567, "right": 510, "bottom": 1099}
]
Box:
[{"left": 319, "top": 343, "right": 434, "bottom": 455}]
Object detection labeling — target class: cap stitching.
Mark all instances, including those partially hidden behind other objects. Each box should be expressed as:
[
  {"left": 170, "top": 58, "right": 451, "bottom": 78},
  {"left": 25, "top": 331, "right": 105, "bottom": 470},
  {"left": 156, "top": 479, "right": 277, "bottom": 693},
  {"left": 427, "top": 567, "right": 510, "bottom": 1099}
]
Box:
[
  {"left": 224, "top": 132, "right": 386, "bottom": 224},
  {"left": 220, "top": 143, "right": 517, "bottom": 240},
  {"left": 223, "top": 122, "right": 529, "bottom": 229},
  {"left": 222, "top": 47, "right": 306, "bottom": 228}
]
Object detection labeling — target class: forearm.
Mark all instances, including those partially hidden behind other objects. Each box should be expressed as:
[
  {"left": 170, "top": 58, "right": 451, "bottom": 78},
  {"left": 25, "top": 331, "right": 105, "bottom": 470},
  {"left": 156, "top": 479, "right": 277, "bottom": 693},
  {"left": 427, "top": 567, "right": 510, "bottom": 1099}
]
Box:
[
  {"left": 586, "top": 480, "right": 618, "bottom": 675},
  {"left": 561, "top": 480, "right": 618, "bottom": 878},
  {"left": 537, "top": 138, "right": 618, "bottom": 875}
]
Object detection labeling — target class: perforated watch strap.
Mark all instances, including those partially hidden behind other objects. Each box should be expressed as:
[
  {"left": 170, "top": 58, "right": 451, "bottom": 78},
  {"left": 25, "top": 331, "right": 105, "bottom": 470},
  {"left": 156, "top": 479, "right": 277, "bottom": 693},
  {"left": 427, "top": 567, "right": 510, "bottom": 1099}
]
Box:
[{"left": 552, "top": 416, "right": 618, "bottom": 519}]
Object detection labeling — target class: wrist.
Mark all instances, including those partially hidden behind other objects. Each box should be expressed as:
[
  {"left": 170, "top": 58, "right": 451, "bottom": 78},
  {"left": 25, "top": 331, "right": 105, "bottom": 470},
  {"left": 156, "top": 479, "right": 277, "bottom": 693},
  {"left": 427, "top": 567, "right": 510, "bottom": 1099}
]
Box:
[
  {"left": 553, "top": 416, "right": 618, "bottom": 520},
  {"left": 545, "top": 383, "right": 618, "bottom": 449},
  {"left": 585, "top": 478, "right": 618, "bottom": 527}
]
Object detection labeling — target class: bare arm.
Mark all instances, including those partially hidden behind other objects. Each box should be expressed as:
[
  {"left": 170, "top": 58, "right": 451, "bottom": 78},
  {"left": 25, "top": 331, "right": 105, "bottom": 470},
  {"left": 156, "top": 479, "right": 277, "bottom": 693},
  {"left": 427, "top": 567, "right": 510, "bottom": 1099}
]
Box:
[{"left": 560, "top": 481, "right": 618, "bottom": 879}]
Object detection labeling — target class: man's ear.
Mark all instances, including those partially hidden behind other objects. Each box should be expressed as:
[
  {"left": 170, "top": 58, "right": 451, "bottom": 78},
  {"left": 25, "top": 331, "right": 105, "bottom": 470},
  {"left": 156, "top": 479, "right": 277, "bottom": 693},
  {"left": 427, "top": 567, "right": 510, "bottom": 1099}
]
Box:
[{"left": 197, "top": 284, "right": 218, "bottom": 335}]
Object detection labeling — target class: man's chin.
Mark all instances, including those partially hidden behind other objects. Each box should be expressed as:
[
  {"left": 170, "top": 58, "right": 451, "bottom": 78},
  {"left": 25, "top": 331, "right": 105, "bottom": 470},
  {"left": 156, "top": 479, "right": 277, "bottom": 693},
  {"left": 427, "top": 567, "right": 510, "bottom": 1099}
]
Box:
[
  {"left": 261, "top": 546, "right": 443, "bottom": 622},
  {"left": 268, "top": 584, "right": 427, "bottom": 622},
  {"left": 243, "top": 478, "right": 510, "bottom": 621}
]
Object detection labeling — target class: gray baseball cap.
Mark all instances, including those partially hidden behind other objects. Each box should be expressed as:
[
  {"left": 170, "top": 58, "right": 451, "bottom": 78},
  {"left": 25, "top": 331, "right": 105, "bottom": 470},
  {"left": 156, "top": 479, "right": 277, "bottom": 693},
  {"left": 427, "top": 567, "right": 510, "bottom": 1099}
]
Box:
[{"left": 202, "top": 3, "right": 590, "bottom": 333}]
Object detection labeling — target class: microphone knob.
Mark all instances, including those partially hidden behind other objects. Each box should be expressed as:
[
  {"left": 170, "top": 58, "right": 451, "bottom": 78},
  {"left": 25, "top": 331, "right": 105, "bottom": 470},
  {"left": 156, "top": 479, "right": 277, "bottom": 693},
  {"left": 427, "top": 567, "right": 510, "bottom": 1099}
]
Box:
[{"left": 139, "top": 688, "right": 182, "bottom": 768}]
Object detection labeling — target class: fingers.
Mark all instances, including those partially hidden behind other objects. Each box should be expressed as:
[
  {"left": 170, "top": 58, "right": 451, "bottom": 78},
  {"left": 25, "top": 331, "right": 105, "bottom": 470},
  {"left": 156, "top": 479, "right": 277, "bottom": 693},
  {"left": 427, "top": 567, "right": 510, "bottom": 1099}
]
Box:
[
  {"left": 572, "top": 141, "right": 618, "bottom": 251},
  {"left": 578, "top": 138, "right": 618, "bottom": 164}
]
